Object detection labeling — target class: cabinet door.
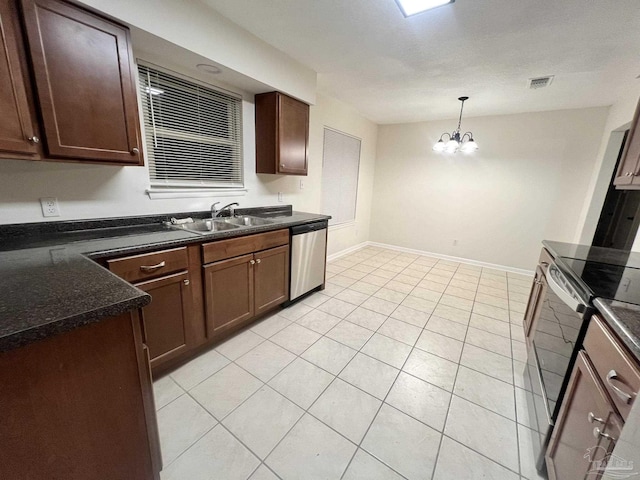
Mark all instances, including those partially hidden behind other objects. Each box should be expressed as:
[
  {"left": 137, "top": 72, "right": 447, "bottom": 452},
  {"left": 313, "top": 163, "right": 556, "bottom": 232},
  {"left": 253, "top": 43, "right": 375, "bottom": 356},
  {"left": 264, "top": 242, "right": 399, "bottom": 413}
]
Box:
[
  {"left": 546, "top": 351, "right": 622, "bottom": 480},
  {"left": 20, "top": 0, "right": 142, "bottom": 164},
  {"left": 278, "top": 93, "right": 309, "bottom": 175},
  {"left": 523, "top": 266, "right": 547, "bottom": 342},
  {"left": 0, "top": 0, "right": 39, "bottom": 156},
  {"left": 614, "top": 97, "right": 640, "bottom": 187},
  {"left": 254, "top": 244, "right": 289, "bottom": 316},
  {"left": 135, "top": 271, "right": 193, "bottom": 369},
  {"left": 204, "top": 253, "right": 254, "bottom": 335}
]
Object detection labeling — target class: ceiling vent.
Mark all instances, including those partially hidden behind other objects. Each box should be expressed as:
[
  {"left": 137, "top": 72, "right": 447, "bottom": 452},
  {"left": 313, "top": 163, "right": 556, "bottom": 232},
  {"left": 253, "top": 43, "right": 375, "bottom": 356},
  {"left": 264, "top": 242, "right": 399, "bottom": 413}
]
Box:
[{"left": 528, "top": 76, "right": 554, "bottom": 89}]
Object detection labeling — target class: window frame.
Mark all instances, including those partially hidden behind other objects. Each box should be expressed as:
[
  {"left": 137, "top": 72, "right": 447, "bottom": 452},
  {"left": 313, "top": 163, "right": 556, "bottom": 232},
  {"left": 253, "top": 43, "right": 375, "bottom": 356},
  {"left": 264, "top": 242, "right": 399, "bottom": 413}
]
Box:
[
  {"left": 137, "top": 61, "right": 245, "bottom": 193},
  {"left": 321, "top": 126, "right": 362, "bottom": 226}
]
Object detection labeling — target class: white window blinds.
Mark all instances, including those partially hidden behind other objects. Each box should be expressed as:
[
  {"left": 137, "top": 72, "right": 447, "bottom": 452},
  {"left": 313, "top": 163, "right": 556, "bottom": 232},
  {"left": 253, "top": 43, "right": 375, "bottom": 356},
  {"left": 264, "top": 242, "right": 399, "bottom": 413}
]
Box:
[
  {"left": 321, "top": 128, "right": 361, "bottom": 225},
  {"left": 138, "top": 64, "right": 243, "bottom": 188}
]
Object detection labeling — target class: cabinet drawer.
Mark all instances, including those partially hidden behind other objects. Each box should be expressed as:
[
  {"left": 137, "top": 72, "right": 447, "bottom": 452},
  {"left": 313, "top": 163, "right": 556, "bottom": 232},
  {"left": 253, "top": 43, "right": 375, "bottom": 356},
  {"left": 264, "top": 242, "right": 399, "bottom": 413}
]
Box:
[
  {"left": 202, "top": 229, "right": 289, "bottom": 264},
  {"left": 584, "top": 315, "right": 640, "bottom": 420},
  {"left": 107, "top": 247, "right": 188, "bottom": 282}
]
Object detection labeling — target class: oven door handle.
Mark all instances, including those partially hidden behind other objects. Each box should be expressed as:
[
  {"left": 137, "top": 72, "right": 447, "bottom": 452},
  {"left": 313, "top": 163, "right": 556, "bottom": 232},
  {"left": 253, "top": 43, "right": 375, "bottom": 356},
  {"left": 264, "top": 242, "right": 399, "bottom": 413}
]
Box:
[{"left": 546, "top": 265, "right": 587, "bottom": 314}]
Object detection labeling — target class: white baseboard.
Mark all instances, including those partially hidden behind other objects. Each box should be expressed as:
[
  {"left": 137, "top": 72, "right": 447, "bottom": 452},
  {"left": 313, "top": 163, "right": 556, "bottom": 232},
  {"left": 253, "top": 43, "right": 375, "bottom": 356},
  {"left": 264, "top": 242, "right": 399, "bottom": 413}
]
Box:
[
  {"left": 330, "top": 240, "right": 534, "bottom": 277},
  {"left": 327, "top": 242, "right": 369, "bottom": 262}
]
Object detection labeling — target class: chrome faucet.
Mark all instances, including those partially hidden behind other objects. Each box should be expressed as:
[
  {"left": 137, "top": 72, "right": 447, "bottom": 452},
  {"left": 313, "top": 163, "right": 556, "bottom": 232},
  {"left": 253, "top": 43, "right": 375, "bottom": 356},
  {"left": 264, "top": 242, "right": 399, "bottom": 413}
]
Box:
[
  {"left": 215, "top": 202, "right": 239, "bottom": 218},
  {"left": 210, "top": 202, "right": 220, "bottom": 220}
]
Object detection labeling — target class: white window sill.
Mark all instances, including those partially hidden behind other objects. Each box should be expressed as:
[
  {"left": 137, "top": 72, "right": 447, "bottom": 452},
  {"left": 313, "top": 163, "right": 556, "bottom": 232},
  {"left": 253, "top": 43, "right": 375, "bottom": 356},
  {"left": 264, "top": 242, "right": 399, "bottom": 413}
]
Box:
[
  {"left": 146, "top": 187, "right": 248, "bottom": 200},
  {"left": 329, "top": 221, "right": 356, "bottom": 231}
]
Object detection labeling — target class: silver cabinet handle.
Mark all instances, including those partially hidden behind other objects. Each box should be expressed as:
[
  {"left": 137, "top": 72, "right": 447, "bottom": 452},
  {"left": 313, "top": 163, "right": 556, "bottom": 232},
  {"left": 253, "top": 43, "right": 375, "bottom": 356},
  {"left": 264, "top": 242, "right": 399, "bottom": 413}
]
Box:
[
  {"left": 256, "top": 259, "right": 261, "bottom": 264},
  {"left": 131, "top": 147, "right": 140, "bottom": 155},
  {"left": 28, "top": 136, "right": 40, "bottom": 144},
  {"left": 280, "top": 163, "right": 285, "bottom": 168},
  {"left": 588, "top": 412, "right": 605, "bottom": 424},
  {"left": 593, "top": 427, "right": 616, "bottom": 442},
  {"left": 606, "top": 370, "right": 634, "bottom": 404},
  {"left": 183, "top": 279, "right": 190, "bottom": 286},
  {"left": 140, "top": 261, "right": 166, "bottom": 272},
  {"left": 250, "top": 260, "right": 256, "bottom": 265}
]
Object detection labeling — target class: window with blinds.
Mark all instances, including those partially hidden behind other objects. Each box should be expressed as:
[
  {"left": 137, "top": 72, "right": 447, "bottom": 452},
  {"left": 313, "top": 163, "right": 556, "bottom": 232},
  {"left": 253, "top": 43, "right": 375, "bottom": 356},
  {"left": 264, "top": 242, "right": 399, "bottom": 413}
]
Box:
[
  {"left": 138, "top": 64, "right": 243, "bottom": 188},
  {"left": 321, "top": 128, "right": 361, "bottom": 225}
]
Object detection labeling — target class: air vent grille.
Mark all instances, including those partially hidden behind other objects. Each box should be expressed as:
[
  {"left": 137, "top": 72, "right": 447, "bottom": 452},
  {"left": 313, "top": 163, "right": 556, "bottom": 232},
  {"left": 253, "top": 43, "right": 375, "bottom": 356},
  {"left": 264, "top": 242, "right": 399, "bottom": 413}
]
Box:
[{"left": 528, "top": 76, "right": 554, "bottom": 89}]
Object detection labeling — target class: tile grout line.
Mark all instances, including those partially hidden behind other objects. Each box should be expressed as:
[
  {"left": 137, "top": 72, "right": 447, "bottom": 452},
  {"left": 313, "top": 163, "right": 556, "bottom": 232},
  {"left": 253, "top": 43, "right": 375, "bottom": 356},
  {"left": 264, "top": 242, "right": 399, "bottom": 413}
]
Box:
[
  {"left": 157, "top": 247, "right": 531, "bottom": 478},
  {"left": 429, "top": 261, "right": 470, "bottom": 480}
]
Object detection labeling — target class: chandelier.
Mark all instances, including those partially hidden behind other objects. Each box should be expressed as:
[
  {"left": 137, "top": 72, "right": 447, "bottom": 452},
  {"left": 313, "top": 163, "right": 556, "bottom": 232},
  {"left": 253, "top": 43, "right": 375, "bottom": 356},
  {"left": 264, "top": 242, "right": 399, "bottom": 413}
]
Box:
[{"left": 433, "top": 96, "right": 478, "bottom": 154}]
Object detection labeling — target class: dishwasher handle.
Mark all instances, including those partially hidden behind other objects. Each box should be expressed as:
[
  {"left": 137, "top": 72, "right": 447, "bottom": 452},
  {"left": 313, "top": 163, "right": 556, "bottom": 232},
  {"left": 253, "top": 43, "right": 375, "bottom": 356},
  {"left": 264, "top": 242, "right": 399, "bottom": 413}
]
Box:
[{"left": 291, "top": 221, "right": 328, "bottom": 235}]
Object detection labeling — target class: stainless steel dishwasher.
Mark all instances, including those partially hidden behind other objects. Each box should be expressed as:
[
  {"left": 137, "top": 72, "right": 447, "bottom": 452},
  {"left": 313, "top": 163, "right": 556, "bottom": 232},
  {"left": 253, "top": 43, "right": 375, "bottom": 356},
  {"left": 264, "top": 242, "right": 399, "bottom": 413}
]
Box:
[{"left": 289, "top": 220, "right": 328, "bottom": 302}]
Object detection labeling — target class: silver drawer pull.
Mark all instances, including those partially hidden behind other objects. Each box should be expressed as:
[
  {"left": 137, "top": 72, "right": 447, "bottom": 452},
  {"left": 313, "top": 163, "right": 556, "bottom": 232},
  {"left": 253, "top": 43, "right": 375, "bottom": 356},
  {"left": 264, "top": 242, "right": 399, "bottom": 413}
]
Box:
[
  {"left": 593, "top": 427, "right": 616, "bottom": 442},
  {"left": 606, "top": 370, "right": 634, "bottom": 404},
  {"left": 256, "top": 259, "right": 261, "bottom": 264},
  {"left": 588, "top": 412, "right": 605, "bottom": 424},
  {"left": 140, "top": 261, "right": 166, "bottom": 272},
  {"left": 250, "top": 260, "right": 256, "bottom": 265}
]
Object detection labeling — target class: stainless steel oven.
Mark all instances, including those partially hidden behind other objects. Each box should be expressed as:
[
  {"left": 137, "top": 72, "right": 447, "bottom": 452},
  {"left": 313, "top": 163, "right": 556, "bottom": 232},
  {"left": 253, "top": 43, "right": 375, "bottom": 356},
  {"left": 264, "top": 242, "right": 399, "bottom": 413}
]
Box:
[{"left": 524, "top": 260, "right": 595, "bottom": 475}]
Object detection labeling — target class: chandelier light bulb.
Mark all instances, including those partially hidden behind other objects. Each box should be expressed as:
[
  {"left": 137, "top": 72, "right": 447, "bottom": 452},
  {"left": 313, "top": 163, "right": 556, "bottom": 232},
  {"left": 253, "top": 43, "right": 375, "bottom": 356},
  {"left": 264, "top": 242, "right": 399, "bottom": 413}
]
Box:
[
  {"left": 460, "top": 139, "right": 478, "bottom": 153},
  {"left": 432, "top": 96, "right": 478, "bottom": 155},
  {"left": 433, "top": 140, "right": 446, "bottom": 152},
  {"left": 445, "top": 139, "right": 459, "bottom": 152}
]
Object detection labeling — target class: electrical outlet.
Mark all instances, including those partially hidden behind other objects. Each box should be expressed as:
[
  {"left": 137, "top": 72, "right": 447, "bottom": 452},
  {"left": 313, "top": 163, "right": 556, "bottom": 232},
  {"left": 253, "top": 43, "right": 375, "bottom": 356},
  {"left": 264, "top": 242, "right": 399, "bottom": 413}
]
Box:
[
  {"left": 299, "top": 179, "right": 305, "bottom": 190},
  {"left": 40, "top": 197, "right": 60, "bottom": 217},
  {"left": 278, "top": 192, "right": 284, "bottom": 203}
]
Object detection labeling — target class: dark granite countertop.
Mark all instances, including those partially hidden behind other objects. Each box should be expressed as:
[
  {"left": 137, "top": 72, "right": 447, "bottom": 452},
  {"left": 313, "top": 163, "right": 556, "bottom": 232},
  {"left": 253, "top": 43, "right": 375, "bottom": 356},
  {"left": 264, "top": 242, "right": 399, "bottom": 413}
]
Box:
[
  {"left": 0, "top": 206, "right": 330, "bottom": 352},
  {"left": 593, "top": 298, "right": 640, "bottom": 363}
]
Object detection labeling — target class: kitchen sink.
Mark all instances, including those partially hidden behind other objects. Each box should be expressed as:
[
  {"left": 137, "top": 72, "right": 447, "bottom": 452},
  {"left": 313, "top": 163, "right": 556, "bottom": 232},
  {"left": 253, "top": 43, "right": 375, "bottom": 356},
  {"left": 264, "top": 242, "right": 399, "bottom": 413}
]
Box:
[
  {"left": 171, "top": 219, "right": 241, "bottom": 234},
  {"left": 224, "top": 215, "right": 274, "bottom": 227}
]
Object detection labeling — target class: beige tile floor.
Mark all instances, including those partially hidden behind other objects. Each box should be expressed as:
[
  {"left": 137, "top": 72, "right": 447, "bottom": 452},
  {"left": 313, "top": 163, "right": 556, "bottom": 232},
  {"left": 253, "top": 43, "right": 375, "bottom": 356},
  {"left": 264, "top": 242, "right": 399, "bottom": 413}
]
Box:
[{"left": 154, "top": 246, "right": 545, "bottom": 480}]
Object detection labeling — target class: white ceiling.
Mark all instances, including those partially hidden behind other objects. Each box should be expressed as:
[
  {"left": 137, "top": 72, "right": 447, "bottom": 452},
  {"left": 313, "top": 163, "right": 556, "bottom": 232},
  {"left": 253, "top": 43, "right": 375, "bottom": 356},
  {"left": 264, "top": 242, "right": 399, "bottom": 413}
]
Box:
[{"left": 201, "top": 0, "right": 640, "bottom": 124}]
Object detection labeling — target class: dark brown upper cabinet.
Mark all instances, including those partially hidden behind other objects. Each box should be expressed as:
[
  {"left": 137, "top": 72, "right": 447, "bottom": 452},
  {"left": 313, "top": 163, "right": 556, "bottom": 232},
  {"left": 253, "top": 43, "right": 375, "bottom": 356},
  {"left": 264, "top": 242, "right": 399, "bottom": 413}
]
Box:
[
  {"left": 0, "top": 0, "right": 40, "bottom": 157},
  {"left": 614, "top": 97, "right": 640, "bottom": 188},
  {"left": 0, "top": 0, "right": 143, "bottom": 165},
  {"left": 255, "top": 91, "right": 309, "bottom": 175}
]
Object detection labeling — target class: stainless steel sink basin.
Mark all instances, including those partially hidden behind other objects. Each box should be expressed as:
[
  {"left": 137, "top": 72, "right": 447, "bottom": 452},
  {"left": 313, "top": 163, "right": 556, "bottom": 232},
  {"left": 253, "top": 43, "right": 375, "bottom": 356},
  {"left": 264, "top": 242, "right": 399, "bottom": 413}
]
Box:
[
  {"left": 224, "top": 215, "right": 274, "bottom": 227},
  {"left": 171, "top": 219, "right": 241, "bottom": 235}
]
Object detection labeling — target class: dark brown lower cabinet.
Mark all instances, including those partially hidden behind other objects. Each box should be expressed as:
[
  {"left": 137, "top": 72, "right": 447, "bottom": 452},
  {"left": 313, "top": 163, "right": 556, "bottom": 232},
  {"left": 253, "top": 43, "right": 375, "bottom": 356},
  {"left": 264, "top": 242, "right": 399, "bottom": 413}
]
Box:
[
  {"left": 546, "top": 351, "right": 622, "bottom": 480},
  {"left": 203, "top": 253, "right": 255, "bottom": 335},
  {"left": 254, "top": 244, "right": 289, "bottom": 316},
  {"left": 107, "top": 245, "right": 205, "bottom": 373},
  {"left": 523, "top": 265, "right": 547, "bottom": 342},
  {"left": 204, "top": 244, "right": 290, "bottom": 337},
  {"left": 0, "top": 311, "right": 161, "bottom": 480},
  {"left": 135, "top": 270, "right": 194, "bottom": 369}
]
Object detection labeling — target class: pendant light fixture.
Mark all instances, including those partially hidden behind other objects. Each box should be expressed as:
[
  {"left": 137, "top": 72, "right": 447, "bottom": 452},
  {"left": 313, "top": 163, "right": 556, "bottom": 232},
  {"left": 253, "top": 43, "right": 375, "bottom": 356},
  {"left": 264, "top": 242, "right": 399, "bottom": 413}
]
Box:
[{"left": 433, "top": 96, "right": 478, "bottom": 154}]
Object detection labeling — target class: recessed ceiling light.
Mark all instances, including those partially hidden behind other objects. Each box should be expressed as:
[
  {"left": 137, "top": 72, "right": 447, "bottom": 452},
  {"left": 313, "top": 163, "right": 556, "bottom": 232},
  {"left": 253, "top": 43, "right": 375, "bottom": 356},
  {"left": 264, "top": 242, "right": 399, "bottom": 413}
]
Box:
[
  {"left": 196, "top": 63, "right": 222, "bottom": 75},
  {"left": 394, "top": 0, "right": 454, "bottom": 17}
]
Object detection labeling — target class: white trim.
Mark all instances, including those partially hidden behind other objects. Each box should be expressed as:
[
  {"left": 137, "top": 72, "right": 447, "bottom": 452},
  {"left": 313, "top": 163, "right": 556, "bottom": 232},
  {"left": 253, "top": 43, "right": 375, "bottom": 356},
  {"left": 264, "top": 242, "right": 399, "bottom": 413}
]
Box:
[
  {"left": 366, "top": 241, "right": 534, "bottom": 276},
  {"left": 328, "top": 221, "right": 356, "bottom": 232},
  {"left": 146, "top": 188, "right": 248, "bottom": 199},
  {"left": 328, "top": 240, "right": 534, "bottom": 276},
  {"left": 327, "top": 242, "right": 369, "bottom": 262}
]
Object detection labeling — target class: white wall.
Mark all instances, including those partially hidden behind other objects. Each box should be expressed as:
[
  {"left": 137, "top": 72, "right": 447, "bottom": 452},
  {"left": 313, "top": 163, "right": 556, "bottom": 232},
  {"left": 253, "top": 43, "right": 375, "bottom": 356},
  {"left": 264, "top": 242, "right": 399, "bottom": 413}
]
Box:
[
  {"left": 0, "top": 0, "right": 378, "bottom": 255},
  {"left": 575, "top": 85, "right": 640, "bottom": 248},
  {"left": 77, "top": 0, "right": 317, "bottom": 104},
  {"left": 369, "top": 107, "right": 609, "bottom": 270}
]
